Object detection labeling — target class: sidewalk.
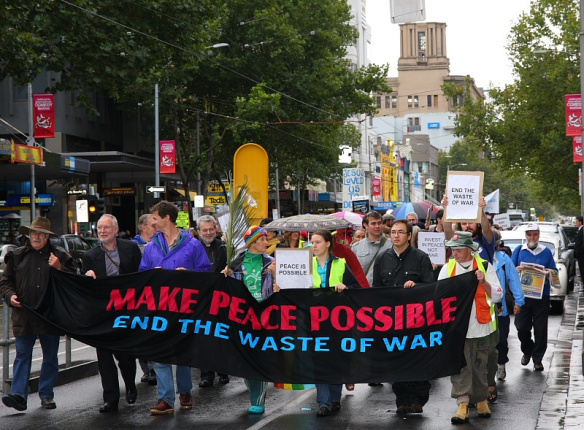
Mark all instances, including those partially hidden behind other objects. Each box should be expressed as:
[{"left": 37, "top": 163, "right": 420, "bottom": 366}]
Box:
[{"left": 537, "top": 282, "right": 584, "bottom": 429}]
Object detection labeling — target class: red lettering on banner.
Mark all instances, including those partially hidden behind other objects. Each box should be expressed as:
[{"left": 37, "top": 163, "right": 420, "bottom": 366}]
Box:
[
  {"left": 179, "top": 289, "right": 199, "bottom": 314},
  {"left": 209, "top": 291, "right": 230, "bottom": 314},
  {"left": 374, "top": 307, "right": 393, "bottom": 330},
  {"left": 310, "top": 306, "right": 329, "bottom": 331},
  {"left": 441, "top": 297, "right": 457, "bottom": 322},
  {"left": 394, "top": 305, "right": 404, "bottom": 330},
  {"left": 330, "top": 306, "right": 354, "bottom": 331},
  {"left": 241, "top": 307, "right": 261, "bottom": 330},
  {"left": 280, "top": 305, "right": 297, "bottom": 331},
  {"left": 407, "top": 303, "right": 425, "bottom": 328},
  {"left": 135, "top": 287, "right": 156, "bottom": 311},
  {"left": 356, "top": 307, "right": 374, "bottom": 331},
  {"left": 107, "top": 289, "right": 136, "bottom": 311},
  {"left": 426, "top": 300, "right": 442, "bottom": 326},
  {"left": 261, "top": 305, "right": 279, "bottom": 330},
  {"left": 229, "top": 296, "right": 247, "bottom": 323},
  {"left": 159, "top": 287, "right": 181, "bottom": 312}
]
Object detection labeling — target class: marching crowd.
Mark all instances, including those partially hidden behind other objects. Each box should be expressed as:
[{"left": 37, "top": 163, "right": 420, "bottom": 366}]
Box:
[{"left": 0, "top": 197, "right": 558, "bottom": 424}]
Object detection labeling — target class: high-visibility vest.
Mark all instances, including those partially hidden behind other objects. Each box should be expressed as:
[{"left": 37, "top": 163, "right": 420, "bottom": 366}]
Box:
[
  {"left": 313, "top": 257, "right": 346, "bottom": 288},
  {"left": 448, "top": 255, "right": 496, "bottom": 329}
]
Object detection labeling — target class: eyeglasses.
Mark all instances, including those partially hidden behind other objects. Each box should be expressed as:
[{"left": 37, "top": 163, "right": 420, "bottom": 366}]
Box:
[{"left": 390, "top": 230, "right": 407, "bottom": 236}]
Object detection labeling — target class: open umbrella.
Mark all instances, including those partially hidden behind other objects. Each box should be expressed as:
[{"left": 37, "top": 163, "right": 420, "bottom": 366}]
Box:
[
  {"left": 392, "top": 202, "right": 440, "bottom": 221},
  {"left": 263, "top": 214, "right": 352, "bottom": 232},
  {"left": 330, "top": 211, "right": 364, "bottom": 227}
]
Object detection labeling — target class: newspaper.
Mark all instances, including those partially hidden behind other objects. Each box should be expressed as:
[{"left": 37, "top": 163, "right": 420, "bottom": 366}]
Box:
[{"left": 518, "top": 263, "right": 546, "bottom": 299}]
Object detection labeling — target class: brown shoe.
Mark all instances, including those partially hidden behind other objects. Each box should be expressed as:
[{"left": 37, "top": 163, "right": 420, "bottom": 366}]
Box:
[
  {"left": 150, "top": 399, "right": 174, "bottom": 415},
  {"left": 179, "top": 392, "right": 193, "bottom": 410},
  {"left": 410, "top": 403, "right": 423, "bottom": 413}
]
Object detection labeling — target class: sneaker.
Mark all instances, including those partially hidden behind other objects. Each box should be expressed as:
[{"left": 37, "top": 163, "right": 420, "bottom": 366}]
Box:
[
  {"left": 477, "top": 400, "right": 491, "bottom": 418},
  {"left": 140, "top": 372, "right": 150, "bottom": 383},
  {"left": 248, "top": 405, "right": 265, "bottom": 414},
  {"left": 451, "top": 403, "right": 469, "bottom": 424},
  {"left": 218, "top": 376, "right": 230, "bottom": 384},
  {"left": 534, "top": 363, "right": 544, "bottom": 371},
  {"left": 198, "top": 379, "right": 213, "bottom": 388},
  {"left": 2, "top": 394, "right": 27, "bottom": 411},
  {"left": 179, "top": 392, "right": 193, "bottom": 410},
  {"left": 521, "top": 354, "right": 531, "bottom": 366},
  {"left": 147, "top": 369, "right": 157, "bottom": 385},
  {"left": 496, "top": 364, "right": 506, "bottom": 380},
  {"left": 41, "top": 398, "right": 56, "bottom": 409},
  {"left": 331, "top": 402, "right": 341, "bottom": 412},
  {"left": 316, "top": 406, "right": 332, "bottom": 417},
  {"left": 150, "top": 399, "right": 174, "bottom": 415}
]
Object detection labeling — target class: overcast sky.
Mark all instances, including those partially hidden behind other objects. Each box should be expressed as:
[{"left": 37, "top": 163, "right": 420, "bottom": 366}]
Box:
[{"left": 366, "top": 0, "right": 533, "bottom": 89}]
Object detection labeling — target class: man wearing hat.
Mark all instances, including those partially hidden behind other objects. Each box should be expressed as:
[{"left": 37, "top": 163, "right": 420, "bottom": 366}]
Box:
[
  {"left": 382, "top": 212, "right": 395, "bottom": 228},
  {"left": 438, "top": 231, "right": 503, "bottom": 424},
  {"left": 0, "top": 217, "right": 75, "bottom": 412},
  {"left": 139, "top": 200, "right": 211, "bottom": 416},
  {"left": 511, "top": 223, "right": 557, "bottom": 372}
]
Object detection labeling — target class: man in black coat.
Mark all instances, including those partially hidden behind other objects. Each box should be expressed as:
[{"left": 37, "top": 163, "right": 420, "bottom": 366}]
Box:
[
  {"left": 83, "top": 214, "right": 143, "bottom": 413},
  {"left": 372, "top": 219, "right": 435, "bottom": 415},
  {"left": 196, "top": 215, "right": 229, "bottom": 387}
]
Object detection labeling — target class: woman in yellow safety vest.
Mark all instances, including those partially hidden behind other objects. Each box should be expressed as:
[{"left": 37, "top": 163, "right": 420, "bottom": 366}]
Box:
[{"left": 310, "top": 228, "right": 360, "bottom": 418}]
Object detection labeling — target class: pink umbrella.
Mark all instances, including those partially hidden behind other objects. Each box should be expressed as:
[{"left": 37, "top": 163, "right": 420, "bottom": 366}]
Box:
[{"left": 330, "top": 211, "right": 364, "bottom": 227}]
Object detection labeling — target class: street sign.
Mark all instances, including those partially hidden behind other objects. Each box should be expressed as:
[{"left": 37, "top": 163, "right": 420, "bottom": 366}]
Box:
[{"left": 147, "top": 186, "right": 166, "bottom": 193}]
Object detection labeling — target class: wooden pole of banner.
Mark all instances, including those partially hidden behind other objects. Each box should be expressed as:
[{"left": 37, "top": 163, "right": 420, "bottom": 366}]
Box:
[{"left": 154, "top": 84, "right": 160, "bottom": 200}]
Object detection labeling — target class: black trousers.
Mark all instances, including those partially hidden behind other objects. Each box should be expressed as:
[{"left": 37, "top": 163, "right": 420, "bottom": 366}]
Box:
[
  {"left": 392, "top": 380, "right": 431, "bottom": 406},
  {"left": 96, "top": 348, "right": 136, "bottom": 404},
  {"left": 514, "top": 296, "right": 550, "bottom": 365},
  {"left": 200, "top": 369, "right": 228, "bottom": 382}
]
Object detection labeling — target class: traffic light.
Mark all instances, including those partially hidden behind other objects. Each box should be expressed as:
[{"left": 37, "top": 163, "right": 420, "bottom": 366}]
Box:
[
  {"left": 96, "top": 198, "right": 105, "bottom": 217},
  {"left": 87, "top": 195, "right": 98, "bottom": 222}
]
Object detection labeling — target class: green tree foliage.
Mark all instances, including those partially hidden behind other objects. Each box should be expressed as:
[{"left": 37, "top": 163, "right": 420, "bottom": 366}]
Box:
[
  {"left": 446, "top": 0, "right": 580, "bottom": 214},
  {"left": 0, "top": 1, "right": 389, "bottom": 209}
]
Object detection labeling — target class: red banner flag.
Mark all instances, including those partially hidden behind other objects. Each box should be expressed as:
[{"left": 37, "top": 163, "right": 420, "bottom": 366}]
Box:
[
  {"left": 33, "top": 94, "right": 55, "bottom": 139},
  {"left": 372, "top": 176, "right": 382, "bottom": 201},
  {"left": 160, "top": 140, "right": 176, "bottom": 174},
  {"left": 574, "top": 136, "right": 582, "bottom": 162},
  {"left": 565, "top": 94, "right": 581, "bottom": 137}
]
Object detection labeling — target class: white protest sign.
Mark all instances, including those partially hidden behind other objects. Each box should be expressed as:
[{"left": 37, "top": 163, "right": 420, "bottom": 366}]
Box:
[
  {"left": 484, "top": 189, "right": 500, "bottom": 214},
  {"left": 342, "top": 168, "right": 365, "bottom": 211},
  {"left": 275, "top": 248, "right": 313, "bottom": 289},
  {"left": 76, "top": 200, "right": 88, "bottom": 223},
  {"left": 418, "top": 232, "right": 446, "bottom": 265},
  {"left": 493, "top": 213, "right": 511, "bottom": 229},
  {"left": 444, "top": 171, "right": 484, "bottom": 222}
]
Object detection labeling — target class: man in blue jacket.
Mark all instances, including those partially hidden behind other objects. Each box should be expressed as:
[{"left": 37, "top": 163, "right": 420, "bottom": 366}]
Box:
[
  {"left": 511, "top": 223, "right": 557, "bottom": 371},
  {"left": 139, "top": 201, "right": 211, "bottom": 415}
]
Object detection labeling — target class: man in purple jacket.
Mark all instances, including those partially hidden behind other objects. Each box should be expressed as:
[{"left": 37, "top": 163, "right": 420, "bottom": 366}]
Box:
[{"left": 139, "top": 201, "right": 211, "bottom": 415}]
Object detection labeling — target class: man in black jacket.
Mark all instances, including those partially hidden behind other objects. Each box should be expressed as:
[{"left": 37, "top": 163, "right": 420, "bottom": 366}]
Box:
[
  {"left": 0, "top": 217, "right": 75, "bottom": 412},
  {"left": 372, "top": 219, "right": 435, "bottom": 414},
  {"left": 196, "top": 215, "right": 229, "bottom": 387},
  {"left": 83, "top": 214, "right": 143, "bottom": 413}
]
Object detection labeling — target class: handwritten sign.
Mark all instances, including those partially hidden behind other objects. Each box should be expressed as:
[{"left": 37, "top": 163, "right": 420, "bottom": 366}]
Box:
[
  {"left": 275, "top": 248, "right": 313, "bottom": 289},
  {"left": 493, "top": 213, "right": 511, "bottom": 229},
  {"left": 444, "top": 171, "right": 484, "bottom": 223},
  {"left": 418, "top": 232, "right": 446, "bottom": 265},
  {"left": 342, "top": 168, "right": 365, "bottom": 210}
]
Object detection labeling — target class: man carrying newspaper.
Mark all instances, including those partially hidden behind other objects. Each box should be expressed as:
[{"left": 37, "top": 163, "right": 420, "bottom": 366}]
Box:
[{"left": 511, "top": 223, "right": 557, "bottom": 372}]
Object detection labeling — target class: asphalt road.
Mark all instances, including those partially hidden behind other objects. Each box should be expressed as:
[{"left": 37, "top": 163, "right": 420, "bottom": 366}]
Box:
[{"left": 0, "top": 312, "right": 565, "bottom": 430}]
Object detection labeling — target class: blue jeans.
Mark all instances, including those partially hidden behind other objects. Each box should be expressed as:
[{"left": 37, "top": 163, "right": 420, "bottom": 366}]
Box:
[
  {"left": 153, "top": 363, "right": 192, "bottom": 405},
  {"left": 11, "top": 335, "right": 60, "bottom": 400},
  {"left": 316, "top": 384, "right": 342, "bottom": 409}
]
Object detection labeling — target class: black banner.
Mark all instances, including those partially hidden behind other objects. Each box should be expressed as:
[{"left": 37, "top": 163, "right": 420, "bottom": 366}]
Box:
[{"left": 27, "top": 270, "right": 477, "bottom": 384}]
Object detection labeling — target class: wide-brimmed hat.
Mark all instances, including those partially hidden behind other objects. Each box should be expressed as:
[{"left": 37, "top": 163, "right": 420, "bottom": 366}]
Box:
[
  {"left": 19, "top": 216, "right": 57, "bottom": 237},
  {"left": 444, "top": 231, "right": 479, "bottom": 252}
]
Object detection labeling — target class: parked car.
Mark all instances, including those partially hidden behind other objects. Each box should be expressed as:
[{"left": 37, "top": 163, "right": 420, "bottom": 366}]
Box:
[
  {"left": 82, "top": 236, "right": 99, "bottom": 249},
  {"left": 0, "top": 243, "right": 17, "bottom": 277},
  {"left": 501, "top": 230, "right": 567, "bottom": 314},
  {"left": 561, "top": 224, "right": 578, "bottom": 245},
  {"left": 50, "top": 234, "right": 92, "bottom": 274},
  {"left": 512, "top": 222, "right": 576, "bottom": 291}
]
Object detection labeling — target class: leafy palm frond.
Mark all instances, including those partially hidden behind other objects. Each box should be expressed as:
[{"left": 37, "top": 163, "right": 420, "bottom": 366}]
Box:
[{"left": 224, "top": 181, "right": 253, "bottom": 268}]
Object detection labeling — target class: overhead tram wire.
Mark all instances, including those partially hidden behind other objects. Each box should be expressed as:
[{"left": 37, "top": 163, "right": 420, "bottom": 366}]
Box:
[{"left": 57, "top": 0, "right": 350, "bottom": 123}]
